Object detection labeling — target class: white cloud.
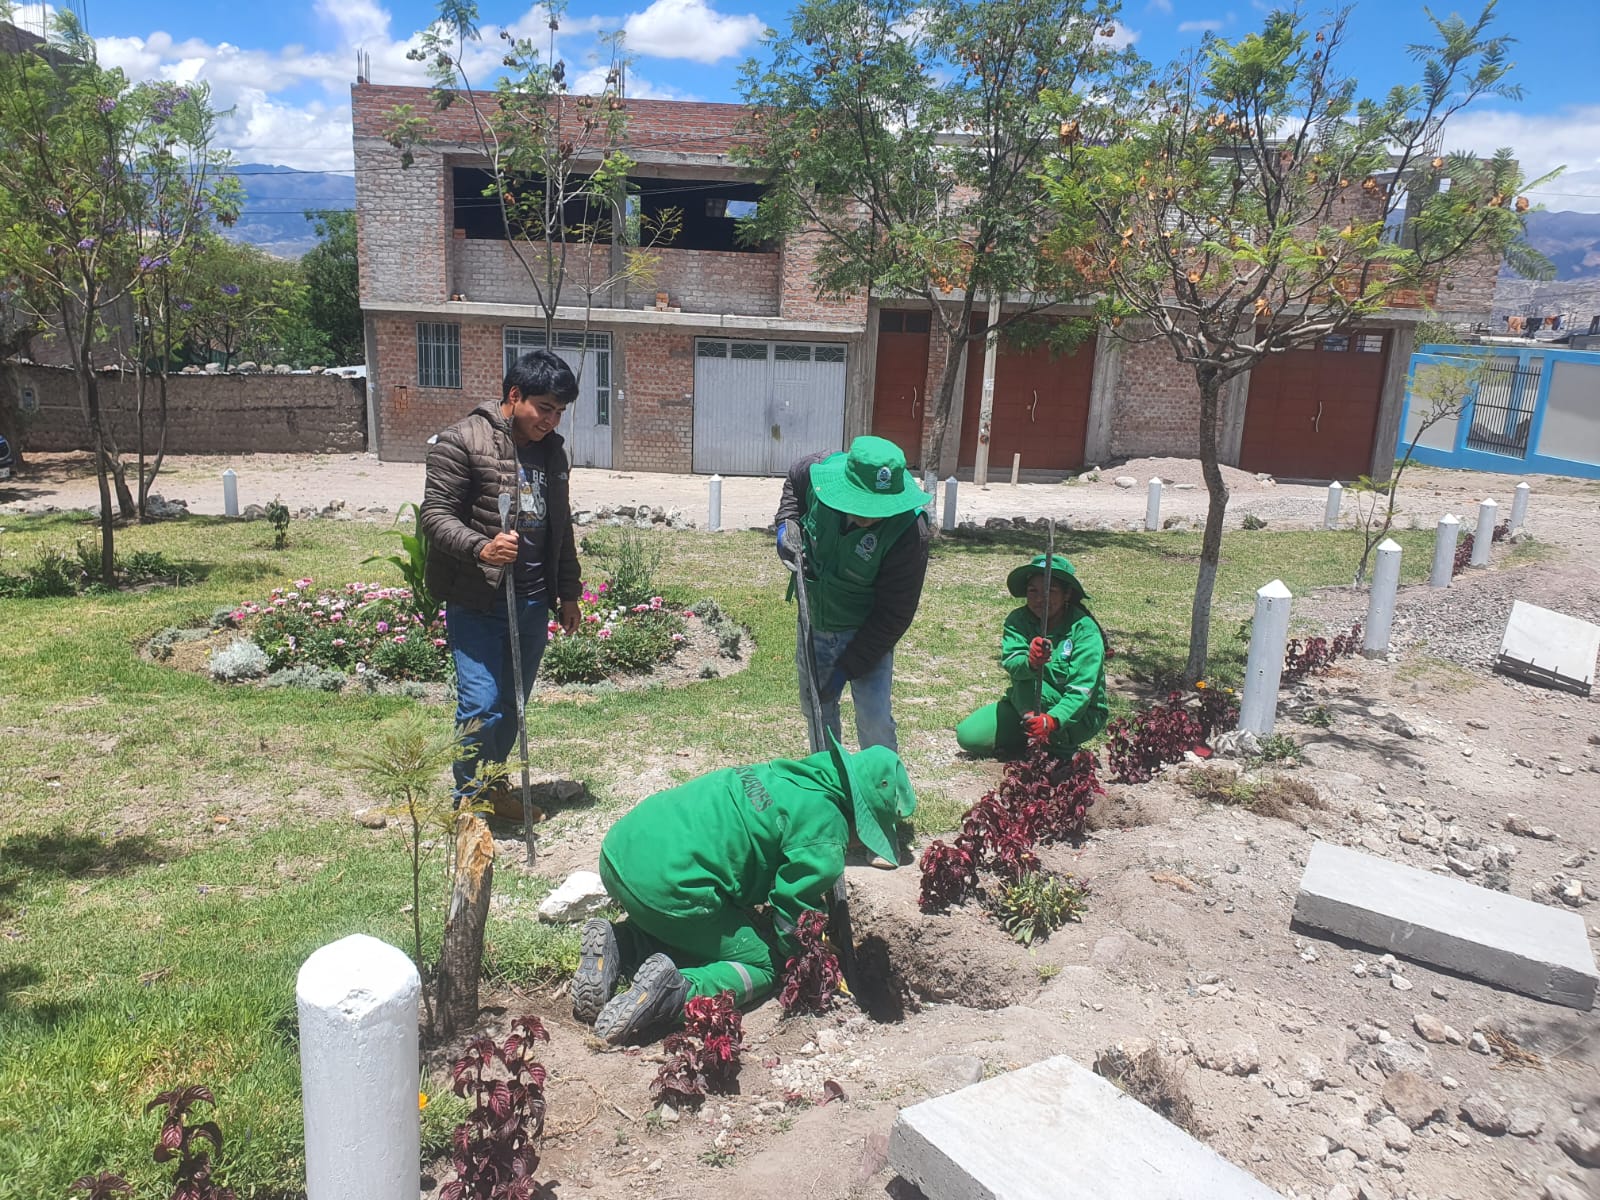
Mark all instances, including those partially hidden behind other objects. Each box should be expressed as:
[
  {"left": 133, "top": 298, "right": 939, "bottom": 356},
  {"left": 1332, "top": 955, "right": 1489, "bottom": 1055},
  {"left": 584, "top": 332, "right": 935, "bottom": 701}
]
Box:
[
  {"left": 1177, "top": 19, "right": 1224, "bottom": 34},
  {"left": 622, "top": 0, "right": 763, "bottom": 64},
  {"left": 1146, "top": 0, "right": 1174, "bottom": 12},
  {"left": 1447, "top": 106, "right": 1600, "bottom": 214},
  {"left": 1103, "top": 21, "right": 1139, "bottom": 49}
]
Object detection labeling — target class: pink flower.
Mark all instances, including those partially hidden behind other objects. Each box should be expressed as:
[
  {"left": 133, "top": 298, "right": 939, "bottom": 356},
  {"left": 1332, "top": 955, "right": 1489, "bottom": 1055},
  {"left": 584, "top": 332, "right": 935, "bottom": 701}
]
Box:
[
  {"left": 598, "top": 582, "right": 608, "bottom": 592},
  {"left": 376, "top": 621, "right": 389, "bottom": 633},
  {"left": 650, "top": 596, "right": 663, "bottom": 608},
  {"left": 393, "top": 635, "right": 407, "bottom": 644},
  {"left": 547, "top": 620, "right": 560, "bottom": 634},
  {"left": 671, "top": 633, "right": 684, "bottom": 643},
  {"left": 433, "top": 638, "right": 447, "bottom": 647},
  {"left": 330, "top": 611, "right": 343, "bottom": 622},
  {"left": 294, "top": 577, "right": 312, "bottom": 588},
  {"left": 332, "top": 638, "right": 346, "bottom": 647},
  {"left": 597, "top": 628, "right": 612, "bottom": 640}
]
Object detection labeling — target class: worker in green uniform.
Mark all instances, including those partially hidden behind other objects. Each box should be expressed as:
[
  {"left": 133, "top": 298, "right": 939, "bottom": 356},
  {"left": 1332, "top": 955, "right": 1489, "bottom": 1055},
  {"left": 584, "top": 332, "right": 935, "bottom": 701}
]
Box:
[
  {"left": 955, "top": 553, "right": 1109, "bottom": 759},
  {"left": 571, "top": 732, "right": 916, "bottom": 1044},
  {"left": 774, "top": 436, "right": 931, "bottom": 751}
]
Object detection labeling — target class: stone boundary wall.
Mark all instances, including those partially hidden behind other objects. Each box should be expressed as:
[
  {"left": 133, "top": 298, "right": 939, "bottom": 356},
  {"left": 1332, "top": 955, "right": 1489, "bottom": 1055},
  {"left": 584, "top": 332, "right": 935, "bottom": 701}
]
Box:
[{"left": 7, "top": 363, "right": 367, "bottom": 454}]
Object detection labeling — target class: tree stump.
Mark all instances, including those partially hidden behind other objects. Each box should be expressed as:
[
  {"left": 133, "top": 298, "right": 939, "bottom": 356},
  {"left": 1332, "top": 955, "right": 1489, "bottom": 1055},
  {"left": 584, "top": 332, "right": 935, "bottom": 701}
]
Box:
[{"left": 435, "top": 812, "right": 494, "bottom": 1039}]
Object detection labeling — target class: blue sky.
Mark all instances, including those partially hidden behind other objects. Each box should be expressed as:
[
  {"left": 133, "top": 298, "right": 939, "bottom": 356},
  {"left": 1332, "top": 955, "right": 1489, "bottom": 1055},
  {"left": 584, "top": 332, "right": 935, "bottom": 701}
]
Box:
[{"left": 9, "top": 0, "right": 1596, "bottom": 210}]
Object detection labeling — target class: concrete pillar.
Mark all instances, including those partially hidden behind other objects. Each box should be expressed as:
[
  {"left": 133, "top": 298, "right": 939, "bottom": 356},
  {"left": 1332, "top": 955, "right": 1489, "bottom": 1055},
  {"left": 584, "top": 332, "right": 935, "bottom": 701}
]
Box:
[
  {"left": 1471, "top": 498, "right": 1497, "bottom": 567},
  {"left": 1510, "top": 481, "right": 1530, "bottom": 532},
  {"left": 1010, "top": 452, "right": 1021, "bottom": 487},
  {"left": 707, "top": 474, "right": 722, "bottom": 532},
  {"left": 1324, "top": 481, "right": 1343, "bottom": 530},
  {"left": 222, "top": 468, "right": 239, "bottom": 517},
  {"left": 922, "top": 469, "right": 937, "bottom": 517},
  {"left": 1239, "top": 580, "right": 1293, "bottom": 736},
  {"left": 941, "top": 477, "right": 958, "bottom": 533},
  {"left": 973, "top": 293, "right": 1002, "bottom": 488},
  {"left": 1429, "top": 514, "right": 1460, "bottom": 588},
  {"left": 1144, "top": 478, "right": 1162, "bottom": 532},
  {"left": 297, "top": 934, "right": 420, "bottom": 1200},
  {"left": 1363, "top": 539, "right": 1402, "bottom": 658}
]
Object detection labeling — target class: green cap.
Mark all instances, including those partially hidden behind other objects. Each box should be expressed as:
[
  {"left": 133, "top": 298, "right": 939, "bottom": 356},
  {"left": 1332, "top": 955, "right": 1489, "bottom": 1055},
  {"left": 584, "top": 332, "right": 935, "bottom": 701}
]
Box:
[
  {"left": 826, "top": 730, "right": 917, "bottom": 866},
  {"left": 808, "top": 436, "right": 929, "bottom": 519},
  {"left": 1006, "top": 553, "right": 1086, "bottom": 602}
]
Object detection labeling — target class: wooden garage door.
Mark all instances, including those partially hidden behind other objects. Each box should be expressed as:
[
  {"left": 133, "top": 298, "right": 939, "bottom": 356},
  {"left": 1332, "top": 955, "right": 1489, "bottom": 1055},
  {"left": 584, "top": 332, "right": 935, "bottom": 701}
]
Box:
[
  {"left": 958, "top": 322, "right": 1094, "bottom": 472},
  {"left": 870, "top": 309, "right": 932, "bottom": 469},
  {"left": 1240, "top": 331, "right": 1390, "bottom": 482}
]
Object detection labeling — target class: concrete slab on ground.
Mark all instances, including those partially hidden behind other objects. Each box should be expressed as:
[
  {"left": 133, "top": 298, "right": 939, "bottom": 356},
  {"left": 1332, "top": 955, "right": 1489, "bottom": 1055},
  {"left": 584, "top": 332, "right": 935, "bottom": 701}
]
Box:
[
  {"left": 1496, "top": 599, "right": 1600, "bottom": 695},
  {"left": 887, "top": 1054, "right": 1284, "bottom": 1199},
  {"left": 1293, "top": 841, "right": 1599, "bottom": 1011}
]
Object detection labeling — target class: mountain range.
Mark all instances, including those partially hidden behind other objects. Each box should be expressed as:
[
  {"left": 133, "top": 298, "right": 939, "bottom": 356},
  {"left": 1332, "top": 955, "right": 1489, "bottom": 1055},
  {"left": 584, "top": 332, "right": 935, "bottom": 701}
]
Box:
[{"left": 224, "top": 162, "right": 356, "bottom": 259}]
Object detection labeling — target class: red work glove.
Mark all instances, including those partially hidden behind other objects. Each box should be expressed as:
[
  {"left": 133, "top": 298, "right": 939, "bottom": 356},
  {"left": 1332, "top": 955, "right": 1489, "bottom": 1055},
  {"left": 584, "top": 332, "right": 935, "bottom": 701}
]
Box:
[
  {"left": 1022, "top": 712, "right": 1059, "bottom": 742},
  {"left": 1027, "top": 637, "right": 1052, "bottom": 670}
]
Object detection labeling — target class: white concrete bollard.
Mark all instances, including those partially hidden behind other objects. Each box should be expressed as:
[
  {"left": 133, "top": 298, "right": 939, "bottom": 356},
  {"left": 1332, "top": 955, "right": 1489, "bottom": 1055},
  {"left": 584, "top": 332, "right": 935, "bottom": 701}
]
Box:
[
  {"left": 941, "top": 477, "right": 958, "bottom": 532},
  {"left": 1239, "top": 580, "right": 1293, "bottom": 736},
  {"left": 1324, "top": 481, "right": 1343, "bottom": 530},
  {"left": 1010, "top": 453, "right": 1021, "bottom": 487},
  {"left": 1471, "top": 498, "right": 1497, "bottom": 567},
  {"left": 1510, "top": 481, "right": 1530, "bottom": 533},
  {"left": 922, "top": 469, "right": 937, "bottom": 516},
  {"left": 1429, "top": 514, "right": 1460, "bottom": 588},
  {"left": 1144, "top": 478, "right": 1162, "bottom": 531},
  {"left": 222, "top": 468, "right": 239, "bottom": 518},
  {"left": 1363, "top": 538, "right": 1403, "bottom": 658},
  {"left": 707, "top": 474, "right": 722, "bottom": 532},
  {"left": 297, "top": 935, "right": 420, "bottom": 1200}
]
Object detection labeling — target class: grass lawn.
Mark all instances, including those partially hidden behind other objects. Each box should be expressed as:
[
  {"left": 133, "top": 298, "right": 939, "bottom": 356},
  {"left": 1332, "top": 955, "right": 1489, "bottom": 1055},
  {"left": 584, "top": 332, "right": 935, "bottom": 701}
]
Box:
[{"left": 0, "top": 509, "right": 1440, "bottom": 1198}]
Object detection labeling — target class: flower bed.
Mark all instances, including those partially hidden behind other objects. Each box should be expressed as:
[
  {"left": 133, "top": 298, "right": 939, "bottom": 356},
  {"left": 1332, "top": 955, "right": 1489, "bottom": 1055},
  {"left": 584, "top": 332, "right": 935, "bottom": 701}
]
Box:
[
  {"left": 539, "top": 584, "right": 688, "bottom": 685},
  {"left": 220, "top": 578, "right": 448, "bottom": 681}
]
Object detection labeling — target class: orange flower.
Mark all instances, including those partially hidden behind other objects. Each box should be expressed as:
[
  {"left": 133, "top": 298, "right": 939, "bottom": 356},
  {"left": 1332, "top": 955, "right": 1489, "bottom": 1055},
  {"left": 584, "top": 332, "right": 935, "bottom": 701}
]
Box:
[
  {"left": 419, "top": 1091, "right": 429, "bottom": 1111},
  {"left": 1195, "top": 680, "right": 1208, "bottom": 690}
]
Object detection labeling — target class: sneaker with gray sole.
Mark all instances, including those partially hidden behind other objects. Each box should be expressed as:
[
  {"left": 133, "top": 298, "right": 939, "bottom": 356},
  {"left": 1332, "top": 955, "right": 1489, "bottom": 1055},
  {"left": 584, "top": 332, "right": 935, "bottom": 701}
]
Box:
[
  {"left": 572, "top": 918, "right": 621, "bottom": 1025},
  {"left": 592, "top": 952, "right": 689, "bottom": 1045}
]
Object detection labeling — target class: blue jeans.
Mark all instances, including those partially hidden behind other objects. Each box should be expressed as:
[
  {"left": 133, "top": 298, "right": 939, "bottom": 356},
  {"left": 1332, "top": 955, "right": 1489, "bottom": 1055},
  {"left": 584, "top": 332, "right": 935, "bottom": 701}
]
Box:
[
  {"left": 800, "top": 627, "right": 897, "bottom": 752},
  {"left": 446, "top": 596, "right": 549, "bottom": 795}
]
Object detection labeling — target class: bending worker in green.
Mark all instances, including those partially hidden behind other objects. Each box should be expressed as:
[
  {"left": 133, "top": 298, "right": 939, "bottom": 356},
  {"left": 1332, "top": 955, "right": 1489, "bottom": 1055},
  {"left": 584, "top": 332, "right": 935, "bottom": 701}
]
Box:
[
  {"left": 955, "top": 554, "right": 1109, "bottom": 759},
  {"left": 571, "top": 734, "right": 916, "bottom": 1044}
]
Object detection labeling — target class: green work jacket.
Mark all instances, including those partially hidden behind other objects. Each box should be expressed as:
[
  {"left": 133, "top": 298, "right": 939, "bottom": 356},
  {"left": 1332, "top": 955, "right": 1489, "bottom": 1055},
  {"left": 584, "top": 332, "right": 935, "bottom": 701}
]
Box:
[
  {"left": 999, "top": 604, "right": 1109, "bottom": 739},
  {"left": 800, "top": 488, "right": 922, "bottom": 633},
  {"left": 598, "top": 752, "right": 849, "bottom": 955}
]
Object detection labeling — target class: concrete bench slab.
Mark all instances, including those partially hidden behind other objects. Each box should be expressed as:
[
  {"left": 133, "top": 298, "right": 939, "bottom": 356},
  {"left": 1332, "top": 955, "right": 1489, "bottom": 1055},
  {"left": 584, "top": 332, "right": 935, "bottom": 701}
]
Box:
[
  {"left": 888, "top": 1055, "right": 1284, "bottom": 1199},
  {"left": 1294, "top": 841, "right": 1598, "bottom": 1010},
  {"left": 1497, "top": 599, "right": 1599, "bottom": 696}
]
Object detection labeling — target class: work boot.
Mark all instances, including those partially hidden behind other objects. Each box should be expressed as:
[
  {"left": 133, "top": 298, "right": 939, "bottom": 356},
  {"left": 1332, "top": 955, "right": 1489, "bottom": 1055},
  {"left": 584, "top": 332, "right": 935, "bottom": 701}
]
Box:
[
  {"left": 592, "top": 953, "right": 689, "bottom": 1045},
  {"left": 571, "top": 918, "right": 621, "bottom": 1025}
]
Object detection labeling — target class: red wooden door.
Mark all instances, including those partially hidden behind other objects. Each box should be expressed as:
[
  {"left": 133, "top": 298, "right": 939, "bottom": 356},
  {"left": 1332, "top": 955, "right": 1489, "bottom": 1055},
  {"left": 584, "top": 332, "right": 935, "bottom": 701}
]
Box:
[
  {"left": 1240, "top": 330, "right": 1390, "bottom": 481},
  {"left": 870, "top": 310, "right": 931, "bottom": 468},
  {"left": 959, "top": 322, "right": 1095, "bottom": 472}
]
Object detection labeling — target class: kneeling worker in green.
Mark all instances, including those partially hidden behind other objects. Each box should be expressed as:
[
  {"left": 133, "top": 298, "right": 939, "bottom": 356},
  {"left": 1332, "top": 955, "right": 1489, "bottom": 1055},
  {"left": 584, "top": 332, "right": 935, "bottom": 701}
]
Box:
[
  {"left": 572, "top": 734, "right": 916, "bottom": 1043},
  {"left": 955, "top": 553, "right": 1109, "bottom": 759}
]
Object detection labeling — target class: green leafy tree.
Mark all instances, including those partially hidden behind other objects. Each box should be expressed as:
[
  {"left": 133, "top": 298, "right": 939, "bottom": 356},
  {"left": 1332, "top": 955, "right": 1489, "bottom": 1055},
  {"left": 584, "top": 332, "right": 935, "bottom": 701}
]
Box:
[
  {"left": 177, "top": 237, "right": 306, "bottom": 369},
  {"left": 737, "top": 0, "right": 1132, "bottom": 470},
  {"left": 0, "top": 6, "right": 238, "bottom": 581},
  {"left": 300, "top": 208, "right": 363, "bottom": 365},
  {"left": 1041, "top": 1, "right": 1554, "bottom": 680},
  {"left": 383, "top": 1, "right": 680, "bottom": 347}
]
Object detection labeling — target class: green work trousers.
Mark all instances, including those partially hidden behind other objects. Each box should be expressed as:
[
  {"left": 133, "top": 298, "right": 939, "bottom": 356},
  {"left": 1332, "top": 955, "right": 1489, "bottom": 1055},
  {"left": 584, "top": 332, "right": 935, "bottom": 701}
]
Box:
[
  {"left": 955, "top": 695, "right": 1095, "bottom": 759},
  {"left": 598, "top": 851, "right": 783, "bottom": 1007}
]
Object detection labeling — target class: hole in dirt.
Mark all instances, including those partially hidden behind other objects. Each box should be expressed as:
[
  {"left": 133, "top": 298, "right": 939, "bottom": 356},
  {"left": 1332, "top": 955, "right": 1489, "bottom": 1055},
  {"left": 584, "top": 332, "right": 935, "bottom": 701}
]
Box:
[{"left": 846, "top": 883, "right": 1035, "bottom": 1017}]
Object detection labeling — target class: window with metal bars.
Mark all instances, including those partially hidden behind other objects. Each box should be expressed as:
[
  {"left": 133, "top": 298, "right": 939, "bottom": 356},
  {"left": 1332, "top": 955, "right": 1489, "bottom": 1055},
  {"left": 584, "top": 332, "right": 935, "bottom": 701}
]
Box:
[{"left": 417, "top": 322, "right": 461, "bottom": 388}]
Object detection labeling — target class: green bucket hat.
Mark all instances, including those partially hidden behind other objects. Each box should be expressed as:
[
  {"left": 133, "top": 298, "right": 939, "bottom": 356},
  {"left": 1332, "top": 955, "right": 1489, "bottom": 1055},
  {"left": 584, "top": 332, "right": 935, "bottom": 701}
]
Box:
[
  {"left": 809, "top": 436, "right": 929, "bottom": 519},
  {"left": 1006, "top": 553, "right": 1087, "bottom": 602},
  {"left": 826, "top": 730, "right": 917, "bottom": 867}
]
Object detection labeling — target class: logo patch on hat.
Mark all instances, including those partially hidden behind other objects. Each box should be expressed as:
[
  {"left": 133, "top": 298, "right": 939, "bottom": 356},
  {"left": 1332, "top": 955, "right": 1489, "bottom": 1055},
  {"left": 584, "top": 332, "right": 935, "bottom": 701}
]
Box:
[{"left": 875, "top": 465, "right": 892, "bottom": 491}]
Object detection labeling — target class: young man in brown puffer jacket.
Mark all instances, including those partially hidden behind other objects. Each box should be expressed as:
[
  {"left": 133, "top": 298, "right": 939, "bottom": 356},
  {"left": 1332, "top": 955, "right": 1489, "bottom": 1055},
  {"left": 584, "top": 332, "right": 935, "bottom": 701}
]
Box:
[{"left": 421, "top": 348, "right": 583, "bottom": 818}]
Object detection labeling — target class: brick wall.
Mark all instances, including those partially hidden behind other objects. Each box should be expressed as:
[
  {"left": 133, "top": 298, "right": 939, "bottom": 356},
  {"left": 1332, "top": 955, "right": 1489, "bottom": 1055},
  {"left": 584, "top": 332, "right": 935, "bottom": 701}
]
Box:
[
  {"left": 356, "top": 138, "right": 448, "bottom": 305},
  {"left": 617, "top": 330, "right": 695, "bottom": 473},
  {"left": 11, "top": 364, "right": 366, "bottom": 454},
  {"left": 452, "top": 239, "right": 614, "bottom": 306},
  {"left": 780, "top": 225, "right": 868, "bottom": 325},
  {"left": 1109, "top": 336, "right": 1203, "bottom": 459},
  {"left": 373, "top": 317, "right": 503, "bottom": 461}
]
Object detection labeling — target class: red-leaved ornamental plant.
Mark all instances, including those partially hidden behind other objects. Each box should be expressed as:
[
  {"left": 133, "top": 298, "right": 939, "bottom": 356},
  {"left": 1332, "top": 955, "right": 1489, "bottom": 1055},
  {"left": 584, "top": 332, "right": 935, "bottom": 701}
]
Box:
[
  {"left": 70, "top": 1085, "right": 236, "bottom": 1200},
  {"left": 444, "top": 1016, "right": 551, "bottom": 1200},
  {"left": 918, "top": 746, "right": 1103, "bottom": 912},
  {"left": 1282, "top": 623, "right": 1362, "bottom": 683},
  {"left": 778, "top": 909, "right": 843, "bottom": 1016},
  {"left": 1106, "top": 693, "right": 1206, "bottom": 783},
  {"left": 653, "top": 990, "right": 744, "bottom": 1106}
]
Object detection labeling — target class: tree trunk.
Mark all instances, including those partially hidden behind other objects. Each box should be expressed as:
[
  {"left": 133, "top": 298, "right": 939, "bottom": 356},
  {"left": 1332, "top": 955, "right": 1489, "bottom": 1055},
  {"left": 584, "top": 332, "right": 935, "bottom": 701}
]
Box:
[
  {"left": 435, "top": 812, "right": 495, "bottom": 1039},
  {"left": 77, "top": 343, "right": 116, "bottom": 587},
  {"left": 1183, "top": 371, "right": 1230, "bottom": 684},
  {"left": 923, "top": 295, "right": 978, "bottom": 475}
]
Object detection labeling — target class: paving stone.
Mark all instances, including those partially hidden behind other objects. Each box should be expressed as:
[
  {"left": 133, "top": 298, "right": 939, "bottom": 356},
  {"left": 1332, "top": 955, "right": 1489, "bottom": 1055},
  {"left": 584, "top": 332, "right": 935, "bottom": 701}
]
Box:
[
  {"left": 1293, "top": 842, "right": 1599, "bottom": 1010},
  {"left": 888, "top": 1055, "right": 1284, "bottom": 1199}
]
